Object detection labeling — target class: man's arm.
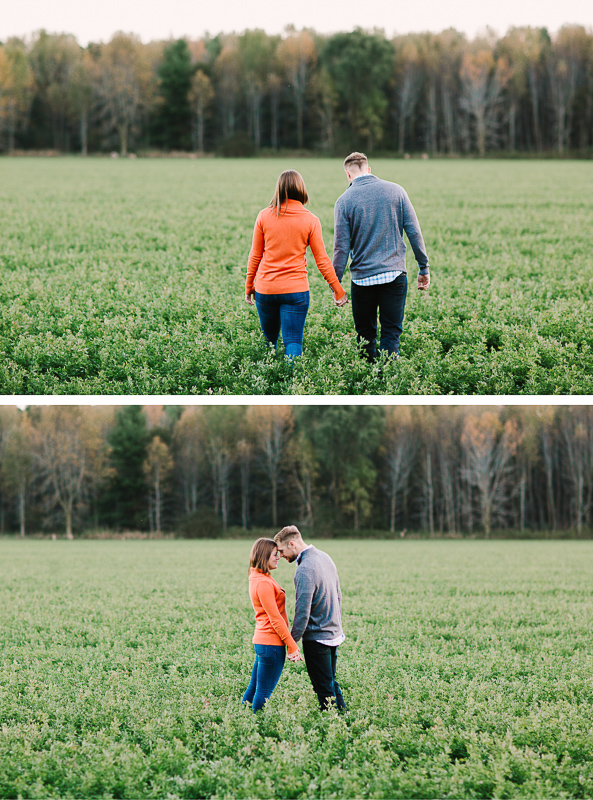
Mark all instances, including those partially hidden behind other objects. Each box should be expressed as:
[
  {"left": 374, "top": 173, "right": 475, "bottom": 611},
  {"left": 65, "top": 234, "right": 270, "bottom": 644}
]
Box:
[
  {"left": 290, "top": 570, "right": 315, "bottom": 644},
  {"left": 332, "top": 200, "right": 351, "bottom": 283},
  {"left": 401, "top": 192, "right": 430, "bottom": 277}
]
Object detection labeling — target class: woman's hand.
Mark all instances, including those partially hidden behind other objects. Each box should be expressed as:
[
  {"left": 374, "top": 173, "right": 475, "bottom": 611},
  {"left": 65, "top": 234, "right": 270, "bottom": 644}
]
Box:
[
  {"left": 245, "top": 291, "right": 255, "bottom": 306},
  {"left": 288, "top": 649, "right": 303, "bottom": 662},
  {"left": 333, "top": 291, "right": 349, "bottom": 307}
]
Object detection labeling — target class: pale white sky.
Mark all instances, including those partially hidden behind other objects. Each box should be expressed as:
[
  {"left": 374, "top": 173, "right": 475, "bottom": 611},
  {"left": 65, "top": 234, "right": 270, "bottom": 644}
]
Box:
[{"left": 2, "top": 0, "right": 592, "bottom": 44}]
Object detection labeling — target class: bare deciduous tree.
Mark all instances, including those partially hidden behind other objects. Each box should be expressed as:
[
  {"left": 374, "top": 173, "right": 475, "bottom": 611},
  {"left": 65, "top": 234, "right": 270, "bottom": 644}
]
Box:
[
  {"left": 0, "top": 39, "right": 34, "bottom": 153},
  {"left": 393, "top": 36, "right": 422, "bottom": 154},
  {"left": 459, "top": 45, "right": 509, "bottom": 155},
  {"left": 94, "top": 33, "right": 152, "bottom": 156},
  {"left": 173, "top": 408, "right": 204, "bottom": 515},
  {"left": 461, "top": 410, "right": 521, "bottom": 536},
  {"left": 383, "top": 407, "right": 418, "bottom": 533},
  {"left": 277, "top": 29, "right": 316, "bottom": 149},
  {"left": 144, "top": 435, "right": 173, "bottom": 534},
  {"left": 248, "top": 406, "right": 294, "bottom": 528},
  {"left": 189, "top": 69, "right": 213, "bottom": 154},
  {"left": 33, "top": 407, "right": 102, "bottom": 539}
]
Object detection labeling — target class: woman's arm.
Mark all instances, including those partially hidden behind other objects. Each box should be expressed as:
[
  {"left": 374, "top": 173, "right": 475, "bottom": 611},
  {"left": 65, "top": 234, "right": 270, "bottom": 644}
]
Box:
[
  {"left": 245, "top": 213, "right": 264, "bottom": 297},
  {"left": 257, "top": 582, "right": 299, "bottom": 654},
  {"left": 309, "top": 217, "right": 347, "bottom": 300}
]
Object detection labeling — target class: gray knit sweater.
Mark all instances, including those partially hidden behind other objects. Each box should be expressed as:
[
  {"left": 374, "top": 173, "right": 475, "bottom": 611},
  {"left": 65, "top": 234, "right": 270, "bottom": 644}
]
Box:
[
  {"left": 290, "top": 546, "right": 343, "bottom": 643},
  {"left": 333, "top": 174, "right": 430, "bottom": 281}
]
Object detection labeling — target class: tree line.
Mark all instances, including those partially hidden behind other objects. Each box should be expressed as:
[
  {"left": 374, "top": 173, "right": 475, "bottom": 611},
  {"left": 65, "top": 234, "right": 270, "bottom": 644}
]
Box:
[
  {"left": 0, "top": 25, "right": 592, "bottom": 157},
  {"left": 2, "top": 404, "right": 593, "bottom": 539}
]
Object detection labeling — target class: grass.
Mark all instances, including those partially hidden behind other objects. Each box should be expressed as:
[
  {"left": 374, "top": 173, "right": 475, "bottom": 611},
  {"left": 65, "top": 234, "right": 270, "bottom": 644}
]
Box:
[
  {"left": 1, "top": 539, "right": 593, "bottom": 798},
  {"left": 0, "top": 157, "right": 592, "bottom": 394}
]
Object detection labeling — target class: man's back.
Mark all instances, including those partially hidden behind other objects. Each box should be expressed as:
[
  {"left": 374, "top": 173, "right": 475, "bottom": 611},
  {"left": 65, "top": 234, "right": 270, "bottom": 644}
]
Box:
[{"left": 333, "top": 174, "right": 429, "bottom": 281}]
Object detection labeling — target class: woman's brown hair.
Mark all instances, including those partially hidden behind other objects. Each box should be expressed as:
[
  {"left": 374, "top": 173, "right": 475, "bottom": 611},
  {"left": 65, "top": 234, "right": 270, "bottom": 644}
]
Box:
[
  {"left": 269, "top": 170, "right": 309, "bottom": 216},
  {"left": 249, "top": 538, "right": 277, "bottom": 573}
]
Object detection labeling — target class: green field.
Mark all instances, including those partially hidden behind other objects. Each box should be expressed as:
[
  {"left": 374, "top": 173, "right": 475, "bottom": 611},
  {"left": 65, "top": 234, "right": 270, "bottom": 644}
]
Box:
[
  {"left": 2, "top": 539, "right": 593, "bottom": 798},
  {"left": 1, "top": 158, "right": 592, "bottom": 395}
]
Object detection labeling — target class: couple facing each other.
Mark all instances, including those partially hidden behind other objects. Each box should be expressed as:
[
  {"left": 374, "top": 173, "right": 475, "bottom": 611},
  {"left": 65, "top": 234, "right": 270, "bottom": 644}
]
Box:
[
  {"left": 242, "top": 525, "right": 346, "bottom": 713},
  {"left": 245, "top": 151, "right": 431, "bottom": 363}
]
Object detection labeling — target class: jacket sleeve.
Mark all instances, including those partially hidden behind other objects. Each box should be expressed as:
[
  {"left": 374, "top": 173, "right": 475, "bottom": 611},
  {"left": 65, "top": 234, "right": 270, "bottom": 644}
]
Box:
[
  {"left": 290, "top": 568, "right": 315, "bottom": 644},
  {"left": 401, "top": 192, "right": 430, "bottom": 274},
  {"left": 332, "top": 199, "right": 351, "bottom": 282},
  {"left": 245, "top": 212, "right": 264, "bottom": 294},
  {"left": 256, "top": 581, "right": 299, "bottom": 653},
  {"left": 309, "top": 218, "right": 346, "bottom": 299}
]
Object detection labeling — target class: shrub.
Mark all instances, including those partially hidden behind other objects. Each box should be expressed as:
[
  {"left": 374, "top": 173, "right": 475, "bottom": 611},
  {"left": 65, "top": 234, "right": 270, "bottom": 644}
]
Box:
[
  {"left": 217, "top": 133, "right": 256, "bottom": 157},
  {"left": 176, "top": 506, "right": 223, "bottom": 538}
]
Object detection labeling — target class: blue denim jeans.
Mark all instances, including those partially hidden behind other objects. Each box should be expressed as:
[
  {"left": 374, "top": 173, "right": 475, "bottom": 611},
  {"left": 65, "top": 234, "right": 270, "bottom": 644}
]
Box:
[
  {"left": 242, "top": 644, "right": 286, "bottom": 712},
  {"left": 351, "top": 273, "right": 408, "bottom": 361},
  {"left": 255, "top": 291, "right": 310, "bottom": 358}
]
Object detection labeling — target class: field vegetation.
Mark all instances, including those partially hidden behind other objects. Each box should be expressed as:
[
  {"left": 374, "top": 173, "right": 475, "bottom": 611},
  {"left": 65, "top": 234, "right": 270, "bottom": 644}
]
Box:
[
  {"left": 1, "top": 539, "right": 593, "bottom": 798},
  {"left": 1, "top": 158, "right": 592, "bottom": 394}
]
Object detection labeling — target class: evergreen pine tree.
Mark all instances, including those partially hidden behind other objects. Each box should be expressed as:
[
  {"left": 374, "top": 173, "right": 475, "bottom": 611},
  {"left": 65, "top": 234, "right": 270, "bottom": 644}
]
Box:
[
  {"left": 102, "top": 406, "right": 149, "bottom": 530},
  {"left": 153, "top": 39, "right": 194, "bottom": 150}
]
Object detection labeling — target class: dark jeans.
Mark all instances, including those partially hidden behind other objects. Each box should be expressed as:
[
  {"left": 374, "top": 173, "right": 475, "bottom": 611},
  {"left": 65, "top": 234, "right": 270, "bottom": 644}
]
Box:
[
  {"left": 242, "top": 643, "right": 286, "bottom": 712},
  {"left": 351, "top": 273, "right": 407, "bottom": 361},
  {"left": 302, "top": 640, "right": 346, "bottom": 711},
  {"left": 255, "top": 291, "right": 310, "bottom": 358}
]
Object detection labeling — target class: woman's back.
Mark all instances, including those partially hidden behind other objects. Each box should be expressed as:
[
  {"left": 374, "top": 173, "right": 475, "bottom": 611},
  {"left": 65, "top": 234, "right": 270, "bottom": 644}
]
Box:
[
  {"left": 244, "top": 169, "right": 347, "bottom": 362},
  {"left": 246, "top": 200, "right": 322, "bottom": 295}
]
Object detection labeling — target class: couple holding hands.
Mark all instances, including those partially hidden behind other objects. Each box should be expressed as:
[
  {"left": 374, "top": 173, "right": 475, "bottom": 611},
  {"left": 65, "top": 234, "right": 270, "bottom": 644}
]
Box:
[
  {"left": 242, "top": 526, "right": 346, "bottom": 713},
  {"left": 245, "top": 151, "right": 431, "bottom": 363}
]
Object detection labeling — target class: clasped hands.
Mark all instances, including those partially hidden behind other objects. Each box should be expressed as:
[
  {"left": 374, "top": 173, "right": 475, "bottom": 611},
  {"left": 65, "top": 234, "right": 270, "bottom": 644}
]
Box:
[
  {"left": 288, "top": 649, "right": 304, "bottom": 663},
  {"left": 333, "top": 291, "right": 349, "bottom": 308}
]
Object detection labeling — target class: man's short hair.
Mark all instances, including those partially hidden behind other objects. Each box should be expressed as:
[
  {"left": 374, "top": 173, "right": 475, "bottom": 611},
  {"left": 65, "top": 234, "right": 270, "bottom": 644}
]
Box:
[
  {"left": 344, "top": 151, "right": 368, "bottom": 171},
  {"left": 274, "top": 525, "right": 302, "bottom": 546}
]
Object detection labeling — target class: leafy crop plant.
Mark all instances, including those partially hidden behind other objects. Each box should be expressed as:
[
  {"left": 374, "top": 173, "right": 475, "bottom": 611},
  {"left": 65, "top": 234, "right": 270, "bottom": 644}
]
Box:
[
  {"left": 0, "top": 158, "right": 592, "bottom": 394},
  {"left": 1, "top": 538, "right": 593, "bottom": 797}
]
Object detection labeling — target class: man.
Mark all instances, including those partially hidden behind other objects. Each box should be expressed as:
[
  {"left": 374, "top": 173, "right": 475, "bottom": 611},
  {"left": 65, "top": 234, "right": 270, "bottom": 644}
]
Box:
[
  {"left": 274, "top": 525, "right": 346, "bottom": 711},
  {"left": 333, "top": 151, "right": 431, "bottom": 362}
]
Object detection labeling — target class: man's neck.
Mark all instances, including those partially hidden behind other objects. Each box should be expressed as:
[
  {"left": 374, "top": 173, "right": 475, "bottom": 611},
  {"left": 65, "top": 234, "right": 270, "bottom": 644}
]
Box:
[{"left": 294, "top": 541, "right": 309, "bottom": 557}]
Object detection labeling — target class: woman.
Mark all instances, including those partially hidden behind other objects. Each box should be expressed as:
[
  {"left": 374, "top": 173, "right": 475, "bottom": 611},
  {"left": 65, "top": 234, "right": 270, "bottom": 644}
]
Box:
[
  {"left": 242, "top": 538, "right": 302, "bottom": 712},
  {"left": 245, "top": 170, "right": 348, "bottom": 360}
]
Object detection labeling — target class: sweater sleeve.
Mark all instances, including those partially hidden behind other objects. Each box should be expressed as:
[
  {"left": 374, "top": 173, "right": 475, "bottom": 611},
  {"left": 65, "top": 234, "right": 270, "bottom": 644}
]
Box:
[
  {"left": 332, "top": 199, "right": 351, "bottom": 282},
  {"left": 245, "top": 212, "right": 265, "bottom": 294},
  {"left": 290, "top": 568, "right": 315, "bottom": 644},
  {"left": 401, "top": 192, "right": 430, "bottom": 274},
  {"left": 256, "top": 581, "right": 299, "bottom": 653},
  {"left": 309, "top": 218, "right": 346, "bottom": 299}
]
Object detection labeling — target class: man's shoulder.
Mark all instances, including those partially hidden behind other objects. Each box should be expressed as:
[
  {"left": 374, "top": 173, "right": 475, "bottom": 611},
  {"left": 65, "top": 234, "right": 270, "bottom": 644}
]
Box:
[
  {"left": 367, "top": 176, "right": 406, "bottom": 196},
  {"left": 296, "top": 545, "right": 323, "bottom": 568},
  {"left": 335, "top": 187, "right": 352, "bottom": 209},
  {"left": 299, "top": 546, "right": 336, "bottom": 570},
  {"left": 338, "top": 176, "right": 406, "bottom": 205}
]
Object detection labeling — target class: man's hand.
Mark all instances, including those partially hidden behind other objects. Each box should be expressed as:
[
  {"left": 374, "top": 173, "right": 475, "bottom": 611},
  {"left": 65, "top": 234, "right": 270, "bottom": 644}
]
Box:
[
  {"left": 245, "top": 291, "right": 255, "bottom": 306},
  {"left": 333, "top": 291, "right": 349, "bottom": 307},
  {"left": 417, "top": 273, "right": 430, "bottom": 291},
  {"left": 288, "top": 649, "right": 303, "bottom": 662}
]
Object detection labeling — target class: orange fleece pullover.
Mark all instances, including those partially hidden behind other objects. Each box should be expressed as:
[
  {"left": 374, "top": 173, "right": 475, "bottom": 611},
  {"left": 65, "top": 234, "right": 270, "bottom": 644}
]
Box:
[
  {"left": 245, "top": 200, "right": 346, "bottom": 299},
  {"left": 248, "top": 568, "right": 299, "bottom": 654}
]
